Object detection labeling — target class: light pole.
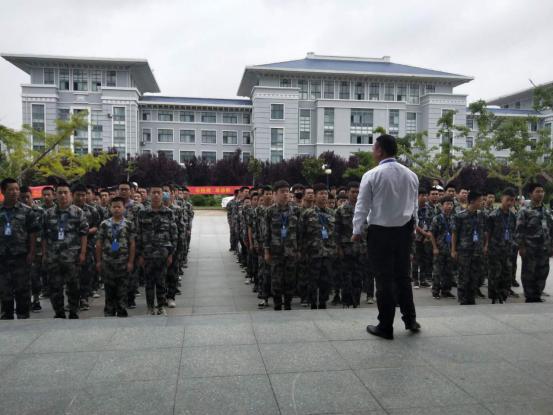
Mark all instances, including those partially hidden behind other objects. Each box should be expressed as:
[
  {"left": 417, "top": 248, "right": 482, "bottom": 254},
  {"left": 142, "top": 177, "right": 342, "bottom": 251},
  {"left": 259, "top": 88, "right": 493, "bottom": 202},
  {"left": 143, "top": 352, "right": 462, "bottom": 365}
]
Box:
[{"left": 322, "top": 164, "right": 332, "bottom": 189}]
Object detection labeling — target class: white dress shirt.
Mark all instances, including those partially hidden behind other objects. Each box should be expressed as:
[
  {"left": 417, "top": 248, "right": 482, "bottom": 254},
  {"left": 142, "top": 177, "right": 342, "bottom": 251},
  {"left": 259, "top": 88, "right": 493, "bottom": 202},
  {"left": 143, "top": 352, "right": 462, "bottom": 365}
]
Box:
[{"left": 352, "top": 158, "right": 419, "bottom": 234}]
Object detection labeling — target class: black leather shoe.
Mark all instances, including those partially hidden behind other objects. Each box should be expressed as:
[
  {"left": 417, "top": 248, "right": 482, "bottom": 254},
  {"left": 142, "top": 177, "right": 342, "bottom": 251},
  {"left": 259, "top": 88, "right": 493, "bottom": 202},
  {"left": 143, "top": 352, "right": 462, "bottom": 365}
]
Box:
[
  {"left": 405, "top": 321, "right": 421, "bottom": 332},
  {"left": 366, "top": 325, "right": 394, "bottom": 340}
]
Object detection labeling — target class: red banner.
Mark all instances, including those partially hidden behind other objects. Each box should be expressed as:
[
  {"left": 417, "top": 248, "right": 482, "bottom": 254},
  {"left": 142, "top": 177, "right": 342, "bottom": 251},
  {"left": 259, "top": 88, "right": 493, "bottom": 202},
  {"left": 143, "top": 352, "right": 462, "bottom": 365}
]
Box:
[
  {"left": 0, "top": 186, "right": 48, "bottom": 202},
  {"left": 188, "top": 186, "right": 242, "bottom": 195}
]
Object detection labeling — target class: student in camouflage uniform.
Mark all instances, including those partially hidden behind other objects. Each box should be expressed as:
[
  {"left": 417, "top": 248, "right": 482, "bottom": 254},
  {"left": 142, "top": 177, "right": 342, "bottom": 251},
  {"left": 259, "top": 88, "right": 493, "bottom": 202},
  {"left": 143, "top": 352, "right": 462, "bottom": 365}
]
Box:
[
  {"left": 301, "top": 183, "right": 336, "bottom": 309},
  {"left": 256, "top": 186, "right": 273, "bottom": 308},
  {"left": 296, "top": 185, "right": 315, "bottom": 306},
  {"left": 95, "top": 196, "right": 135, "bottom": 317},
  {"left": 515, "top": 183, "right": 553, "bottom": 303},
  {"left": 485, "top": 188, "right": 516, "bottom": 304},
  {"left": 39, "top": 186, "right": 56, "bottom": 298},
  {"left": 42, "top": 182, "right": 89, "bottom": 319},
  {"left": 429, "top": 196, "right": 456, "bottom": 299},
  {"left": 451, "top": 190, "right": 486, "bottom": 305},
  {"left": 226, "top": 189, "right": 239, "bottom": 251},
  {"left": 264, "top": 180, "right": 301, "bottom": 310},
  {"left": 247, "top": 192, "right": 260, "bottom": 289},
  {"left": 240, "top": 196, "right": 252, "bottom": 283},
  {"left": 0, "top": 179, "right": 39, "bottom": 319},
  {"left": 181, "top": 186, "right": 194, "bottom": 267},
  {"left": 412, "top": 188, "right": 432, "bottom": 287},
  {"left": 136, "top": 186, "right": 178, "bottom": 315}
]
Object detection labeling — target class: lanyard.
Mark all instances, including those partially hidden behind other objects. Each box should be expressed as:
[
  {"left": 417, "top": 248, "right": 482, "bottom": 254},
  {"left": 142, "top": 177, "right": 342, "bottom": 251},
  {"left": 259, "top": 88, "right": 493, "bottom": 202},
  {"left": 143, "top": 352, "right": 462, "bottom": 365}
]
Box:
[
  {"left": 280, "top": 212, "right": 289, "bottom": 228},
  {"left": 109, "top": 218, "right": 125, "bottom": 241},
  {"left": 3, "top": 208, "right": 13, "bottom": 224},
  {"left": 58, "top": 211, "right": 68, "bottom": 231},
  {"left": 318, "top": 212, "right": 328, "bottom": 227}
]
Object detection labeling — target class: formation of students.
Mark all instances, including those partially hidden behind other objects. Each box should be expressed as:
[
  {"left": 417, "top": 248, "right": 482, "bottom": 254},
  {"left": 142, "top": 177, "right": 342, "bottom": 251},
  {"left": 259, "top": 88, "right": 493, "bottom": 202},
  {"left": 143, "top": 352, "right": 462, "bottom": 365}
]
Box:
[
  {"left": 227, "top": 181, "right": 552, "bottom": 310},
  {"left": 0, "top": 178, "right": 193, "bottom": 319}
]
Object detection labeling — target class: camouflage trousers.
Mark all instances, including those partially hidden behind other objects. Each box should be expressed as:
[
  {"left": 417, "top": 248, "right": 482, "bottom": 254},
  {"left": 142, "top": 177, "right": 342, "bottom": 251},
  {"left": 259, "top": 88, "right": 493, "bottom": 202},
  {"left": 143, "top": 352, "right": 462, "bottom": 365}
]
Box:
[
  {"left": 488, "top": 251, "right": 513, "bottom": 301},
  {"left": 270, "top": 256, "right": 297, "bottom": 304},
  {"left": 412, "top": 240, "right": 433, "bottom": 284},
  {"left": 0, "top": 254, "right": 31, "bottom": 319},
  {"left": 31, "top": 256, "right": 43, "bottom": 300},
  {"left": 166, "top": 249, "right": 182, "bottom": 300},
  {"left": 432, "top": 252, "right": 454, "bottom": 296},
  {"left": 362, "top": 256, "right": 375, "bottom": 298},
  {"left": 102, "top": 260, "right": 129, "bottom": 315},
  {"left": 341, "top": 254, "right": 363, "bottom": 307},
  {"left": 307, "top": 256, "right": 333, "bottom": 307},
  {"left": 457, "top": 252, "right": 483, "bottom": 305},
  {"left": 259, "top": 256, "right": 272, "bottom": 300},
  {"left": 296, "top": 258, "right": 309, "bottom": 303},
  {"left": 48, "top": 260, "right": 80, "bottom": 316},
  {"left": 79, "top": 250, "right": 96, "bottom": 300},
  {"left": 144, "top": 256, "right": 168, "bottom": 308},
  {"left": 510, "top": 246, "right": 519, "bottom": 285},
  {"left": 331, "top": 257, "right": 342, "bottom": 293},
  {"left": 521, "top": 249, "right": 550, "bottom": 302}
]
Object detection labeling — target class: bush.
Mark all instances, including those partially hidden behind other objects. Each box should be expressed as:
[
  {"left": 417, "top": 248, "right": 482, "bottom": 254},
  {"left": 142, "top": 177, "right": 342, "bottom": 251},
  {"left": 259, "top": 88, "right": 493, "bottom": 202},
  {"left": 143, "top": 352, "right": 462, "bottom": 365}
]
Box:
[{"left": 190, "top": 194, "right": 223, "bottom": 207}]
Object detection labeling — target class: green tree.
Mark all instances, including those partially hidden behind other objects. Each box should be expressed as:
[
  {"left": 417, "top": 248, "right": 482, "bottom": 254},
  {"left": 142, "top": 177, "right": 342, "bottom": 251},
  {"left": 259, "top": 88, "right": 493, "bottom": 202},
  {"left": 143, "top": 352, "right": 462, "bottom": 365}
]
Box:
[
  {"left": 301, "top": 157, "right": 324, "bottom": 184},
  {"left": 0, "top": 125, "right": 29, "bottom": 179},
  {"left": 247, "top": 157, "right": 263, "bottom": 185},
  {"left": 435, "top": 109, "right": 470, "bottom": 183},
  {"left": 343, "top": 151, "right": 377, "bottom": 180}
]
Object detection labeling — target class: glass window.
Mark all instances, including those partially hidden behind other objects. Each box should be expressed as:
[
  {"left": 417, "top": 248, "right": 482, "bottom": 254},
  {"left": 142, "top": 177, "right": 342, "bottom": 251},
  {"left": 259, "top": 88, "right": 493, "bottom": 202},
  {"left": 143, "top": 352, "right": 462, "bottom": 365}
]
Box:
[
  {"left": 242, "top": 131, "right": 252, "bottom": 145},
  {"left": 350, "top": 134, "right": 373, "bottom": 145},
  {"left": 180, "top": 151, "right": 195, "bottom": 163},
  {"left": 201, "top": 112, "right": 216, "bottom": 123},
  {"left": 158, "top": 110, "right": 173, "bottom": 121},
  {"left": 91, "top": 111, "right": 103, "bottom": 150},
  {"left": 384, "top": 83, "right": 394, "bottom": 101},
  {"left": 243, "top": 113, "right": 251, "bottom": 124},
  {"left": 324, "top": 80, "right": 334, "bottom": 99},
  {"left": 530, "top": 120, "right": 538, "bottom": 132},
  {"left": 180, "top": 111, "right": 195, "bottom": 122},
  {"left": 299, "top": 109, "right": 311, "bottom": 144},
  {"left": 396, "top": 84, "right": 407, "bottom": 101},
  {"left": 425, "top": 84, "right": 435, "bottom": 94},
  {"left": 142, "top": 128, "right": 151, "bottom": 143},
  {"left": 324, "top": 108, "right": 334, "bottom": 144},
  {"left": 59, "top": 69, "right": 70, "bottom": 90},
  {"left": 113, "top": 107, "right": 125, "bottom": 122},
  {"left": 201, "top": 130, "right": 217, "bottom": 144},
  {"left": 142, "top": 110, "right": 151, "bottom": 121},
  {"left": 223, "top": 152, "right": 235, "bottom": 160},
  {"left": 369, "top": 83, "right": 380, "bottom": 100},
  {"left": 466, "top": 116, "right": 474, "bottom": 130},
  {"left": 58, "top": 108, "right": 70, "bottom": 121},
  {"left": 157, "top": 129, "right": 173, "bottom": 143},
  {"left": 271, "top": 104, "right": 284, "bottom": 120},
  {"left": 310, "top": 80, "right": 321, "bottom": 99},
  {"left": 408, "top": 84, "right": 420, "bottom": 104},
  {"left": 73, "top": 69, "right": 88, "bottom": 91},
  {"left": 406, "top": 112, "right": 417, "bottom": 134},
  {"left": 389, "top": 109, "right": 400, "bottom": 134},
  {"left": 223, "top": 113, "right": 238, "bottom": 124},
  {"left": 339, "top": 81, "right": 350, "bottom": 99},
  {"left": 44, "top": 68, "right": 55, "bottom": 85},
  {"left": 242, "top": 152, "right": 251, "bottom": 163},
  {"left": 113, "top": 124, "right": 126, "bottom": 157},
  {"left": 31, "top": 104, "right": 45, "bottom": 152},
  {"left": 158, "top": 150, "right": 174, "bottom": 160},
  {"left": 90, "top": 70, "right": 102, "bottom": 91},
  {"left": 180, "top": 130, "right": 195, "bottom": 144},
  {"left": 106, "top": 71, "right": 116, "bottom": 87},
  {"left": 351, "top": 109, "right": 373, "bottom": 127},
  {"left": 223, "top": 131, "right": 238, "bottom": 145},
  {"left": 280, "top": 78, "right": 290, "bottom": 87},
  {"left": 271, "top": 128, "right": 284, "bottom": 163},
  {"left": 355, "top": 82, "right": 365, "bottom": 100},
  {"left": 466, "top": 137, "right": 474, "bottom": 148},
  {"left": 73, "top": 109, "right": 89, "bottom": 154},
  {"left": 202, "top": 151, "right": 217, "bottom": 163},
  {"left": 298, "top": 80, "right": 308, "bottom": 100}
]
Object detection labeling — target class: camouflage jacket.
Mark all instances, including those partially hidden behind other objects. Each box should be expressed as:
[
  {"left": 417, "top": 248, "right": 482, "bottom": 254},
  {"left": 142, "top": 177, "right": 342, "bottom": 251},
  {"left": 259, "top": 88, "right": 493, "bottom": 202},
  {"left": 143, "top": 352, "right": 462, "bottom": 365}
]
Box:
[
  {"left": 453, "top": 209, "right": 486, "bottom": 254},
  {"left": 184, "top": 200, "right": 194, "bottom": 231},
  {"left": 253, "top": 206, "right": 267, "bottom": 248},
  {"left": 515, "top": 203, "right": 553, "bottom": 252},
  {"left": 136, "top": 205, "right": 178, "bottom": 259},
  {"left": 226, "top": 199, "right": 237, "bottom": 224},
  {"left": 0, "top": 202, "right": 41, "bottom": 256},
  {"left": 334, "top": 201, "right": 366, "bottom": 256},
  {"left": 301, "top": 206, "right": 336, "bottom": 258},
  {"left": 96, "top": 205, "right": 110, "bottom": 222},
  {"left": 167, "top": 202, "right": 187, "bottom": 253},
  {"left": 124, "top": 200, "right": 144, "bottom": 225},
  {"left": 42, "top": 204, "right": 89, "bottom": 263},
  {"left": 430, "top": 212, "right": 455, "bottom": 254},
  {"left": 97, "top": 218, "right": 135, "bottom": 264},
  {"left": 486, "top": 208, "right": 517, "bottom": 254},
  {"left": 240, "top": 206, "right": 251, "bottom": 242},
  {"left": 416, "top": 203, "right": 440, "bottom": 242},
  {"left": 264, "top": 203, "right": 301, "bottom": 258},
  {"left": 76, "top": 203, "right": 101, "bottom": 249}
]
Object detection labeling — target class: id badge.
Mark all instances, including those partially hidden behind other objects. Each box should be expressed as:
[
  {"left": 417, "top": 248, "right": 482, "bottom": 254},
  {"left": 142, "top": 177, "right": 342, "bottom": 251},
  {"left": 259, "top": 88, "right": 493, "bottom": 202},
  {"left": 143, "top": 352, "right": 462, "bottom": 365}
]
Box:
[
  {"left": 4, "top": 222, "right": 12, "bottom": 236},
  {"left": 321, "top": 227, "right": 329, "bottom": 240},
  {"left": 58, "top": 229, "right": 65, "bottom": 241},
  {"left": 504, "top": 229, "right": 510, "bottom": 241},
  {"left": 445, "top": 232, "right": 451, "bottom": 244},
  {"left": 472, "top": 231, "right": 479, "bottom": 243},
  {"left": 111, "top": 240, "right": 120, "bottom": 252},
  {"left": 280, "top": 226, "right": 288, "bottom": 239}
]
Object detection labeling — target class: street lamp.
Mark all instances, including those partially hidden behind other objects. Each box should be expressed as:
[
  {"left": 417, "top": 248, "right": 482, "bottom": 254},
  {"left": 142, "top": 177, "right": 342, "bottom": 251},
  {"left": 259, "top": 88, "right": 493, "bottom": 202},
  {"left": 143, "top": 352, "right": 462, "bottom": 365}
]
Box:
[{"left": 322, "top": 164, "right": 332, "bottom": 189}]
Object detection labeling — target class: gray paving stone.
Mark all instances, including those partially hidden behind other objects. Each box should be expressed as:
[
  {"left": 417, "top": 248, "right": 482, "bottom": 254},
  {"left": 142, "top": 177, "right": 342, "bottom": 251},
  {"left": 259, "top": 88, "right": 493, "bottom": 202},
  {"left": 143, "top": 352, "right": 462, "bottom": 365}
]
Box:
[
  {"left": 0, "top": 385, "right": 79, "bottom": 415},
  {"left": 0, "top": 330, "right": 41, "bottom": 354},
  {"left": 492, "top": 313, "right": 553, "bottom": 333},
  {"left": 175, "top": 375, "right": 279, "bottom": 415},
  {"left": 270, "top": 370, "right": 381, "bottom": 415},
  {"left": 253, "top": 321, "right": 326, "bottom": 343},
  {"left": 478, "top": 333, "right": 553, "bottom": 362},
  {"left": 193, "top": 305, "right": 237, "bottom": 314},
  {"left": 387, "top": 405, "right": 492, "bottom": 415},
  {"left": 183, "top": 322, "right": 256, "bottom": 346},
  {"left": 484, "top": 399, "right": 553, "bottom": 415},
  {"left": 27, "top": 328, "right": 116, "bottom": 353},
  {"left": 260, "top": 341, "right": 349, "bottom": 373},
  {"left": 314, "top": 319, "right": 374, "bottom": 340},
  {"left": 180, "top": 344, "right": 265, "bottom": 377},
  {"left": 442, "top": 314, "right": 517, "bottom": 335},
  {"left": 409, "top": 335, "right": 505, "bottom": 364},
  {"left": 357, "top": 366, "right": 477, "bottom": 409},
  {"left": 106, "top": 326, "right": 184, "bottom": 350},
  {"left": 331, "top": 339, "right": 427, "bottom": 368}
]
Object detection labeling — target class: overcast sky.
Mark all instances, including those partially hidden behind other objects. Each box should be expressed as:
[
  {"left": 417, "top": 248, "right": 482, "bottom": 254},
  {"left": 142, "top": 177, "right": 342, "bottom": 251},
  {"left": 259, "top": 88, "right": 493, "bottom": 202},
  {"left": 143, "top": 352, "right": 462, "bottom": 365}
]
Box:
[{"left": 0, "top": 0, "right": 552, "bottom": 128}]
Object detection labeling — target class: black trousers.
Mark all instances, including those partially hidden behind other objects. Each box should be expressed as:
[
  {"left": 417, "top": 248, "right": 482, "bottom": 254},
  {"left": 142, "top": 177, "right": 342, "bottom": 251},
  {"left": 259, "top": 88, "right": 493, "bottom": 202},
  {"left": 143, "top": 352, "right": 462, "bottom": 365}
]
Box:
[{"left": 367, "top": 221, "right": 417, "bottom": 332}]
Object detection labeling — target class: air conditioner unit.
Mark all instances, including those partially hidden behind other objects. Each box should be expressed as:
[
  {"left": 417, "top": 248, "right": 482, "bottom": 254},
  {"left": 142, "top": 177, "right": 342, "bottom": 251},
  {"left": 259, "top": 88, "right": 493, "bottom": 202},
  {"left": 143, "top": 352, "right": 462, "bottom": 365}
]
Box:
[{"left": 140, "top": 141, "right": 146, "bottom": 146}]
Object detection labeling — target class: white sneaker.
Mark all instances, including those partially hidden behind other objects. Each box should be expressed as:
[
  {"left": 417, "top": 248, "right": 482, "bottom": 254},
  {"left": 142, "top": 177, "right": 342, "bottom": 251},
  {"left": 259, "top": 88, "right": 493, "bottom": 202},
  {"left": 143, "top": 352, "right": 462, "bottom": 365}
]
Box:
[
  {"left": 366, "top": 297, "right": 375, "bottom": 304},
  {"left": 92, "top": 291, "right": 100, "bottom": 298},
  {"left": 157, "top": 307, "right": 167, "bottom": 316},
  {"left": 147, "top": 307, "right": 155, "bottom": 315},
  {"left": 167, "top": 299, "right": 176, "bottom": 308},
  {"left": 244, "top": 279, "right": 251, "bottom": 285}
]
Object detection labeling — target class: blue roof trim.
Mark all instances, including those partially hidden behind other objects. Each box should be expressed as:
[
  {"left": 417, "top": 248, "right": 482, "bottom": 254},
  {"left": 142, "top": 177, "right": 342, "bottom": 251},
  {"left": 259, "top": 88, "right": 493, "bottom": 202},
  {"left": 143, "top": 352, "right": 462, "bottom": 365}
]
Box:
[
  {"left": 484, "top": 107, "right": 539, "bottom": 116},
  {"left": 255, "top": 58, "right": 469, "bottom": 78},
  {"left": 141, "top": 96, "right": 252, "bottom": 106}
]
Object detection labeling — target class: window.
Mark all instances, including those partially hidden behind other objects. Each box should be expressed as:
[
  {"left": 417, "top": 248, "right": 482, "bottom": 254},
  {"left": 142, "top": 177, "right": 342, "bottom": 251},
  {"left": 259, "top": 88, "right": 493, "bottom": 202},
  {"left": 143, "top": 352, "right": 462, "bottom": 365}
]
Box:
[
  {"left": 299, "top": 109, "right": 311, "bottom": 144},
  {"left": 271, "top": 128, "right": 284, "bottom": 163},
  {"left": 425, "top": 84, "right": 435, "bottom": 94},
  {"left": 180, "top": 130, "right": 195, "bottom": 143},
  {"left": 466, "top": 116, "right": 474, "bottom": 130},
  {"left": 113, "top": 107, "right": 125, "bottom": 122},
  {"left": 339, "top": 81, "right": 350, "bottom": 99},
  {"left": 142, "top": 149, "right": 151, "bottom": 155},
  {"left": 355, "top": 82, "right": 365, "bottom": 100},
  {"left": 223, "top": 113, "right": 238, "bottom": 124},
  {"left": 202, "top": 151, "right": 217, "bottom": 163},
  {"left": 44, "top": 68, "right": 55, "bottom": 85},
  {"left": 158, "top": 110, "right": 173, "bottom": 121},
  {"left": 58, "top": 108, "right": 70, "bottom": 121},
  {"left": 180, "top": 111, "right": 195, "bottom": 122},
  {"left": 310, "top": 80, "right": 321, "bottom": 99},
  {"left": 350, "top": 109, "right": 373, "bottom": 144},
  {"left": 158, "top": 150, "right": 174, "bottom": 160},
  {"left": 223, "top": 131, "right": 238, "bottom": 145},
  {"left": 201, "top": 112, "right": 216, "bottom": 123},
  {"left": 142, "top": 110, "right": 151, "bottom": 121},
  {"left": 396, "top": 84, "right": 407, "bottom": 101},
  {"left": 324, "top": 80, "right": 334, "bottom": 99},
  {"left": 242, "top": 152, "right": 251, "bottom": 163},
  {"left": 90, "top": 70, "right": 102, "bottom": 91},
  {"left": 389, "top": 109, "right": 400, "bottom": 133},
  {"left": 351, "top": 109, "right": 373, "bottom": 127},
  {"left": 201, "top": 130, "right": 217, "bottom": 144},
  {"left": 106, "top": 71, "right": 116, "bottom": 87},
  {"left": 113, "top": 124, "right": 126, "bottom": 157},
  {"left": 324, "top": 108, "right": 334, "bottom": 144},
  {"left": 243, "top": 113, "right": 251, "bottom": 124},
  {"left": 180, "top": 151, "right": 195, "bottom": 163},
  {"left": 142, "top": 128, "right": 152, "bottom": 143},
  {"left": 73, "top": 109, "right": 89, "bottom": 155},
  {"left": 530, "top": 120, "right": 538, "bottom": 132},
  {"left": 73, "top": 69, "right": 88, "bottom": 91},
  {"left": 31, "top": 104, "right": 45, "bottom": 152},
  {"left": 406, "top": 112, "right": 417, "bottom": 134},
  {"left": 515, "top": 101, "right": 521, "bottom": 109},
  {"left": 271, "top": 104, "right": 284, "bottom": 120},
  {"left": 408, "top": 84, "right": 420, "bottom": 104},
  {"left": 91, "top": 112, "right": 103, "bottom": 150},
  {"left": 242, "top": 131, "right": 252, "bottom": 145},
  {"left": 59, "top": 69, "right": 69, "bottom": 90},
  {"left": 369, "top": 83, "right": 380, "bottom": 100},
  {"left": 157, "top": 129, "right": 173, "bottom": 143},
  {"left": 280, "top": 78, "right": 290, "bottom": 87},
  {"left": 384, "top": 83, "right": 394, "bottom": 101},
  {"left": 545, "top": 123, "right": 552, "bottom": 136},
  {"left": 223, "top": 152, "right": 235, "bottom": 160},
  {"left": 466, "top": 137, "right": 474, "bottom": 148},
  {"left": 350, "top": 134, "right": 373, "bottom": 145},
  {"left": 298, "top": 80, "right": 308, "bottom": 100}
]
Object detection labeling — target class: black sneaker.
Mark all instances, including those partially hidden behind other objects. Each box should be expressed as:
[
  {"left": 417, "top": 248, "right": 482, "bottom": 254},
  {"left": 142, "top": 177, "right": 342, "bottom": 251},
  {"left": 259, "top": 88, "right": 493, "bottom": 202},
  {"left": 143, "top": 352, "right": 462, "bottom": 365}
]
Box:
[
  {"left": 68, "top": 312, "right": 79, "bottom": 319},
  {"left": 420, "top": 281, "right": 431, "bottom": 288},
  {"left": 32, "top": 301, "right": 42, "bottom": 312},
  {"left": 54, "top": 313, "right": 66, "bottom": 319},
  {"left": 117, "top": 309, "right": 128, "bottom": 317},
  {"left": 512, "top": 281, "right": 520, "bottom": 287},
  {"left": 128, "top": 299, "right": 136, "bottom": 309},
  {"left": 475, "top": 288, "right": 486, "bottom": 299},
  {"left": 441, "top": 291, "right": 456, "bottom": 299}
]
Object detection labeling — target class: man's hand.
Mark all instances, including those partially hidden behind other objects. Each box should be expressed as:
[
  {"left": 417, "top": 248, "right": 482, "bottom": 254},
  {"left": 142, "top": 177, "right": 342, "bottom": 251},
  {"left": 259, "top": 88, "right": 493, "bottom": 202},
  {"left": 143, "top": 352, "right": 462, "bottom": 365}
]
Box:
[
  {"left": 432, "top": 248, "right": 439, "bottom": 256},
  {"left": 79, "top": 252, "right": 86, "bottom": 265},
  {"left": 127, "top": 261, "right": 134, "bottom": 273},
  {"left": 138, "top": 256, "right": 145, "bottom": 267},
  {"left": 451, "top": 250, "right": 458, "bottom": 261},
  {"left": 96, "top": 261, "right": 102, "bottom": 273},
  {"left": 264, "top": 251, "right": 271, "bottom": 263},
  {"left": 351, "top": 234, "right": 362, "bottom": 243},
  {"left": 26, "top": 252, "right": 34, "bottom": 266},
  {"left": 167, "top": 255, "right": 173, "bottom": 267}
]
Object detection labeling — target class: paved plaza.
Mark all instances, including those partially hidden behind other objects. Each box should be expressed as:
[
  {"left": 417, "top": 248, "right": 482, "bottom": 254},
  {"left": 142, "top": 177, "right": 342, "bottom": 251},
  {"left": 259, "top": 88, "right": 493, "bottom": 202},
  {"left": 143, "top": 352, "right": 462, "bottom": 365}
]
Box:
[{"left": 1, "top": 211, "right": 553, "bottom": 414}]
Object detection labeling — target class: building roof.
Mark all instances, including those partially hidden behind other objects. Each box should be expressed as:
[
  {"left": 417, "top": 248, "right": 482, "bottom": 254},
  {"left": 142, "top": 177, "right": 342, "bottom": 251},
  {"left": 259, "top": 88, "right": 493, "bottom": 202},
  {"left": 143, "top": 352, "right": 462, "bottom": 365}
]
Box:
[
  {"left": 237, "top": 53, "right": 474, "bottom": 96},
  {"left": 140, "top": 95, "right": 252, "bottom": 108},
  {"left": 487, "top": 81, "right": 553, "bottom": 106},
  {"left": 485, "top": 107, "right": 540, "bottom": 116},
  {"left": 1, "top": 53, "right": 160, "bottom": 93}
]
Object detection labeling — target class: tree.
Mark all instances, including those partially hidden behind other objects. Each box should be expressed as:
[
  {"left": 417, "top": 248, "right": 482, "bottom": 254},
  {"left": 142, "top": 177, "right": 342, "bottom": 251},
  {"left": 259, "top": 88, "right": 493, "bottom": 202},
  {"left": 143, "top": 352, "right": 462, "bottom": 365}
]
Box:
[
  {"left": 301, "top": 157, "right": 324, "bottom": 184},
  {"left": 0, "top": 125, "right": 29, "bottom": 180},
  {"left": 247, "top": 157, "right": 263, "bottom": 185},
  {"left": 434, "top": 109, "right": 470, "bottom": 183},
  {"left": 35, "top": 148, "right": 114, "bottom": 183},
  {"left": 343, "top": 151, "right": 377, "bottom": 180}
]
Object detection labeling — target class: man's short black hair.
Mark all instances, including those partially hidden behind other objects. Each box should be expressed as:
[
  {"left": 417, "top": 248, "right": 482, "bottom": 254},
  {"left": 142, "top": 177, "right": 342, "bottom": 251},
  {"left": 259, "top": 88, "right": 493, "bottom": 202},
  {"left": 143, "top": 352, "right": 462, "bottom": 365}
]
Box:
[
  {"left": 292, "top": 183, "right": 305, "bottom": 192},
  {"left": 328, "top": 193, "right": 335, "bottom": 200},
  {"left": 261, "top": 185, "right": 273, "bottom": 192},
  {"left": 502, "top": 188, "right": 516, "bottom": 198},
  {"left": 234, "top": 189, "right": 239, "bottom": 195},
  {"left": 273, "top": 180, "right": 290, "bottom": 192},
  {"left": 376, "top": 134, "right": 398, "bottom": 157},
  {"left": 71, "top": 183, "right": 87, "bottom": 193},
  {"left": 110, "top": 196, "right": 125, "bottom": 205},
  {"left": 55, "top": 180, "right": 70, "bottom": 191},
  {"left": 418, "top": 187, "right": 428, "bottom": 195},
  {"left": 337, "top": 194, "right": 347, "bottom": 200},
  {"left": 42, "top": 186, "right": 55, "bottom": 194},
  {"left": 347, "top": 181, "right": 360, "bottom": 190},
  {"left": 445, "top": 183, "right": 457, "bottom": 191},
  {"left": 118, "top": 181, "right": 132, "bottom": 188},
  {"left": 313, "top": 183, "right": 327, "bottom": 194},
  {"left": 239, "top": 186, "right": 250, "bottom": 192},
  {"left": 527, "top": 182, "right": 544, "bottom": 194},
  {"left": 20, "top": 185, "right": 31, "bottom": 194},
  {"left": 251, "top": 192, "right": 259, "bottom": 198},
  {"left": 440, "top": 196, "right": 454, "bottom": 204},
  {"left": 0, "top": 178, "right": 18, "bottom": 192},
  {"left": 468, "top": 190, "right": 483, "bottom": 203}
]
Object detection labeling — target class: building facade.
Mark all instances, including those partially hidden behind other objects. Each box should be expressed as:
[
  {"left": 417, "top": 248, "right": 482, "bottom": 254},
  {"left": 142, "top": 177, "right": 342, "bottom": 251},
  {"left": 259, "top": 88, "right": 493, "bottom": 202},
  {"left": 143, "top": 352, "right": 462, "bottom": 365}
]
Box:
[{"left": 2, "top": 52, "right": 551, "bottom": 164}]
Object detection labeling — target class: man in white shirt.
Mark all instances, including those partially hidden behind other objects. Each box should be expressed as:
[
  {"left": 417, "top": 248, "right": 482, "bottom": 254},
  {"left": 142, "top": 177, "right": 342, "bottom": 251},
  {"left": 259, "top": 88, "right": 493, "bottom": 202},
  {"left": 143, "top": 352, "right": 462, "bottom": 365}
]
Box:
[{"left": 352, "top": 134, "right": 420, "bottom": 340}]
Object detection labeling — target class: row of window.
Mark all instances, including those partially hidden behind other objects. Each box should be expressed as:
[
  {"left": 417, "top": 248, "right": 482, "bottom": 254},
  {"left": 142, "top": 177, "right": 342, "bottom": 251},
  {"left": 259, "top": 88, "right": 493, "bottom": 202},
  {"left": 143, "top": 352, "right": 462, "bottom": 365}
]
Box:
[
  {"left": 466, "top": 115, "right": 545, "bottom": 133},
  {"left": 145, "top": 149, "right": 251, "bottom": 164},
  {"left": 142, "top": 128, "right": 252, "bottom": 145},
  {"left": 279, "top": 78, "right": 436, "bottom": 103},
  {"left": 39, "top": 68, "right": 118, "bottom": 91},
  {"left": 142, "top": 110, "right": 251, "bottom": 124}
]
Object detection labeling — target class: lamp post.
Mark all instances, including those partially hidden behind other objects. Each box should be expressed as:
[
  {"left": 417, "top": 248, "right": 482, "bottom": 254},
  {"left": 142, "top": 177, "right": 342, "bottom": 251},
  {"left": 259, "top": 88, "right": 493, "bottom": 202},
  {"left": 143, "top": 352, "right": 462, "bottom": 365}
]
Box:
[{"left": 322, "top": 164, "right": 332, "bottom": 189}]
